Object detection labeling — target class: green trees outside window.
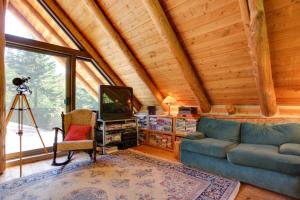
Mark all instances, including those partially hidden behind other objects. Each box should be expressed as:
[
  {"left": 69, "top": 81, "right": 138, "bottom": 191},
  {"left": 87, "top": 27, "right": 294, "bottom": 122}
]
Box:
[
  {"left": 5, "top": 48, "right": 66, "bottom": 153},
  {"left": 76, "top": 79, "right": 98, "bottom": 110},
  {"left": 5, "top": 48, "right": 66, "bottom": 131}
]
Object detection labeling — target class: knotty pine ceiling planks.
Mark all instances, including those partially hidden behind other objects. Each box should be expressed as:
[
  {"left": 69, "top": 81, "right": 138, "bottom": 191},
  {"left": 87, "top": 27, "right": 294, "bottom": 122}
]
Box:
[{"left": 7, "top": 0, "right": 300, "bottom": 112}]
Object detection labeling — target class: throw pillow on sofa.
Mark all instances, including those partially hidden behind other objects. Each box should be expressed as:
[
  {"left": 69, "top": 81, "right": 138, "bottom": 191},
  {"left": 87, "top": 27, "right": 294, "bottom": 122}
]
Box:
[
  {"left": 241, "top": 123, "right": 300, "bottom": 146},
  {"left": 279, "top": 143, "right": 300, "bottom": 156},
  {"left": 198, "top": 117, "right": 241, "bottom": 143}
]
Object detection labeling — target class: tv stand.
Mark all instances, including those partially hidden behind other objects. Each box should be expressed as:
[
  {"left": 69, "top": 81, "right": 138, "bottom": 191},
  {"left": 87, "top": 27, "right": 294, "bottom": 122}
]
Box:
[{"left": 95, "top": 118, "right": 138, "bottom": 154}]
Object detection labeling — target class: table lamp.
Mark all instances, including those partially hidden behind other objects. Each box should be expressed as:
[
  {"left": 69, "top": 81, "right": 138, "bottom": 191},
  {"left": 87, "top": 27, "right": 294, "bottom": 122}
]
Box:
[{"left": 162, "top": 95, "right": 176, "bottom": 116}]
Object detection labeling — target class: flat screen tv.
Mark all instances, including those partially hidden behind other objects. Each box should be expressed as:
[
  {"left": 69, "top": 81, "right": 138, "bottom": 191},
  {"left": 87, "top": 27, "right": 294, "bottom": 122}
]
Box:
[{"left": 99, "top": 85, "right": 133, "bottom": 120}]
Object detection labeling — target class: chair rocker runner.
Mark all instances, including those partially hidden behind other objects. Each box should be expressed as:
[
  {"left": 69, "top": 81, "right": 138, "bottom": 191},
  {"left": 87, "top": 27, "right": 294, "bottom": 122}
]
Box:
[{"left": 52, "top": 109, "right": 97, "bottom": 166}]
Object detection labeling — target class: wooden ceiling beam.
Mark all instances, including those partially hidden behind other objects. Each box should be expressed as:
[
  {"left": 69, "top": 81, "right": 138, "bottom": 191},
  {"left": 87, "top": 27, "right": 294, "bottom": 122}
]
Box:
[
  {"left": 239, "top": 0, "right": 277, "bottom": 116},
  {"left": 142, "top": 0, "right": 211, "bottom": 113},
  {"left": 40, "top": 0, "right": 142, "bottom": 111},
  {"left": 83, "top": 0, "right": 168, "bottom": 111}
]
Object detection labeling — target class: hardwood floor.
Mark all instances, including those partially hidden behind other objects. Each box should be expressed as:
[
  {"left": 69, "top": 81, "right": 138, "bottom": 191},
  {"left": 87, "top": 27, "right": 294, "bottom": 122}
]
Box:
[{"left": 0, "top": 145, "right": 295, "bottom": 200}]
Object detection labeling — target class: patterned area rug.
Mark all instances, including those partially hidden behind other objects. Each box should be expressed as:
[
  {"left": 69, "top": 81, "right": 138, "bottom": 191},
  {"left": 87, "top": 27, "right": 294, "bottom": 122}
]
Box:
[{"left": 0, "top": 150, "right": 239, "bottom": 200}]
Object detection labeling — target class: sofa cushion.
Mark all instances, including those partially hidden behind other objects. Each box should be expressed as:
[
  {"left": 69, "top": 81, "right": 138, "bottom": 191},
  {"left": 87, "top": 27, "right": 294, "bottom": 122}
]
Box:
[
  {"left": 227, "top": 144, "right": 300, "bottom": 175},
  {"left": 198, "top": 117, "right": 241, "bottom": 143},
  {"left": 181, "top": 138, "right": 237, "bottom": 158},
  {"left": 280, "top": 143, "right": 300, "bottom": 156},
  {"left": 241, "top": 123, "right": 300, "bottom": 146},
  {"left": 184, "top": 131, "right": 205, "bottom": 140}
]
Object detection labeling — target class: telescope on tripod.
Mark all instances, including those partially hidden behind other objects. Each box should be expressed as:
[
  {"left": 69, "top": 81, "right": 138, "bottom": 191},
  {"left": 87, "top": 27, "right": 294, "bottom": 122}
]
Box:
[{"left": 6, "top": 77, "right": 48, "bottom": 177}]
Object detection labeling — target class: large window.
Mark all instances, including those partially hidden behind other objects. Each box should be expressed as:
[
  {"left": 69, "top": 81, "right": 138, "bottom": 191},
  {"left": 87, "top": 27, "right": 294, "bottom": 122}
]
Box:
[
  {"left": 5, "top": 48, "right": 66, "bottom": 154},
  {"left": 4, "top": 2, "right": 111, "bottom": 158}
]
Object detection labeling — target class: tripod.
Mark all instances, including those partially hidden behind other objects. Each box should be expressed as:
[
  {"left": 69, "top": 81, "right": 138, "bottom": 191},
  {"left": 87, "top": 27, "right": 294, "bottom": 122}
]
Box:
[{"left": 6, "top": 92, "right": 48, "bottom": 177}]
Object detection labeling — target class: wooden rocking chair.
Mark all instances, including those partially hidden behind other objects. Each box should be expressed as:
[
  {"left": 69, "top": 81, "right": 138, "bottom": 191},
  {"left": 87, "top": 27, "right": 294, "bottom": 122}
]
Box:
[{"left": 52, "top": 109, "right": 97, "bottom": 166}]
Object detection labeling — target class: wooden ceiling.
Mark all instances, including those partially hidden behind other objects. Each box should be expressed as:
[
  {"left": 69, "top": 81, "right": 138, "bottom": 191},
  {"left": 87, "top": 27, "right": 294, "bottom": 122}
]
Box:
[{"left": 7, "top": 0, "right": 300, "bottom": 116}]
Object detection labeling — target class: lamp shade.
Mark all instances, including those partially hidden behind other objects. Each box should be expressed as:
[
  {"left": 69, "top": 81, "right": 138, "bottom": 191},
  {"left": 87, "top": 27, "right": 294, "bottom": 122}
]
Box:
[{"left": 162, "top": 96, "right": 176, "bottom": 105}]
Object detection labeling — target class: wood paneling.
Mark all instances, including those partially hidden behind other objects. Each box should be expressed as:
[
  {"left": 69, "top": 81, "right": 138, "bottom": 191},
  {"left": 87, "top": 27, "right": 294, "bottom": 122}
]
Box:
[
  {"left": 97, "top": 0, "right": 199, "bottom": 107},
  {"left": 4, "top": 0, "right": 300, "bottom": 114},
  {"left": 161, "top": 0, "right": 259, "bottom": 106},
  {"left": 40, "top": 0, "right": 142, "bottom": 110},
  {"left": 54, "top": 0, "right": 158, "bottom": 108},
  {"left": 57, "top": 0, "right": 300, "bottom": 109},
  {"left": 83, "top": 0, "right": 168, "bottom": 111},
  {"left": 142, "top": 0, "right": 211, "bottom": 112},
  {"left": 265, "top": 0, "right": 300, "bottom": 105}
]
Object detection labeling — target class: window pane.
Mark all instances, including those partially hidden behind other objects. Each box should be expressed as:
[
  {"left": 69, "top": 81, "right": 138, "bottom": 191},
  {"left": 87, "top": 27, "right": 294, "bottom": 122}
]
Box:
[
  {"left": 5, "top": 11, "right": 36, "bottom": 40},
  {"left": 75, "top": 60, "right": 109, "bottom": 110},
  {"left": 5, "top": 47, "right": 66, "bottom": 154},
  {"left": 6, "top": 4, "right": 78, "bottom": 49},
  {"left": 76, "top": 79, "right": 98, "bottom": 110}
]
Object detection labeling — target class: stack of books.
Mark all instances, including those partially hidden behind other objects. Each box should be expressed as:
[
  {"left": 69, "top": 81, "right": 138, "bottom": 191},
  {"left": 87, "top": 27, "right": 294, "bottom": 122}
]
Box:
[
  {"left": 149, "top": 133, "right": 172, "bottom": 149},
  {"left": 123, "top": 122, "right": 136, "bottom": 129},
  {"left": 136, "top": 115, "right": 148, "bottom": 129},
  {"left": 185, "top": 119, "right": 197, "bottom": 134},
  {"left": 105, "top": 123, "right": 122, "bottom": 131},
  {"left": 105, "top": 133, "right": 121, "bottom": 144},
  {"left": 149, "top": 117, "right": 172, "bottom": 132},
  {"left": 176, "top": 118, "right": 186, "bottom": 132}
]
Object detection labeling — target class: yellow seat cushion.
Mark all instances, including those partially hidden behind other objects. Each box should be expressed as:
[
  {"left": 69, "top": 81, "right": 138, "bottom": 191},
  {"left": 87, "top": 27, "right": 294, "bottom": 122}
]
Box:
[{"left": 57, "top": 140, "right": 93, "bottom": 151}]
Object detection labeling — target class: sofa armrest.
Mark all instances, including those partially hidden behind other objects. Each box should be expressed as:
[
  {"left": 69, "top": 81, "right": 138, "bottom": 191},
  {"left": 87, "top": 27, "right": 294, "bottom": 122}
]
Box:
[
  {"left": 184, "top": 131, "right": 205, "bottom": 140},
  {"left": 279, "top": 143, "right": 300, "bottom": 156}
]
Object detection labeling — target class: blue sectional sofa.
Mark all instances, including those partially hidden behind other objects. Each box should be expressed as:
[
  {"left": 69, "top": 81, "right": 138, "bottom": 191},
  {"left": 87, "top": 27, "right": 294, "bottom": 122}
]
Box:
[{"left": 180, "top": 117, "right": 300, "bottom": 199}]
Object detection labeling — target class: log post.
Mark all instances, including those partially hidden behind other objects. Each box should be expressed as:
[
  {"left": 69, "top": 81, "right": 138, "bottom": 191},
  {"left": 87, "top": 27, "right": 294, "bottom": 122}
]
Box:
[
  {"left": 0, "top": 0, "right": 8, "bottom": 174},
  {"left": 239, "top": 0, "right": 277, "bottom": 116},
  {"left": 142, "top": 0, "right": 211, "bottom": 113}
]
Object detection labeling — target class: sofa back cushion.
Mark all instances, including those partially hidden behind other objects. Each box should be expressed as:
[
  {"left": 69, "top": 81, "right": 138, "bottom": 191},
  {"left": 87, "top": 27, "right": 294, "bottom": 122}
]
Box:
[
  {"left": 241, "top": 123, "right": 300, "bottom": 146},
  {"left": 198, "top": 117, "right": 241, "bottom": 143}
]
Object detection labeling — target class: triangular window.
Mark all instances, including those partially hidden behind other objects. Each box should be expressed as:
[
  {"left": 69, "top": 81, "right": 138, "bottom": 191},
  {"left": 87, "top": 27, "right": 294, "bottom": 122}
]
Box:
[{"left": 6, "top": 1, "right": 78, "bottom": 49}]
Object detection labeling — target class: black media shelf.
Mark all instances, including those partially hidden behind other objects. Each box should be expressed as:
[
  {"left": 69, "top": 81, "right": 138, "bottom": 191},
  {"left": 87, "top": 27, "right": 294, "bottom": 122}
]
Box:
[{"left": 95, "top": 118, "right": 138, "bottom": 154}]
